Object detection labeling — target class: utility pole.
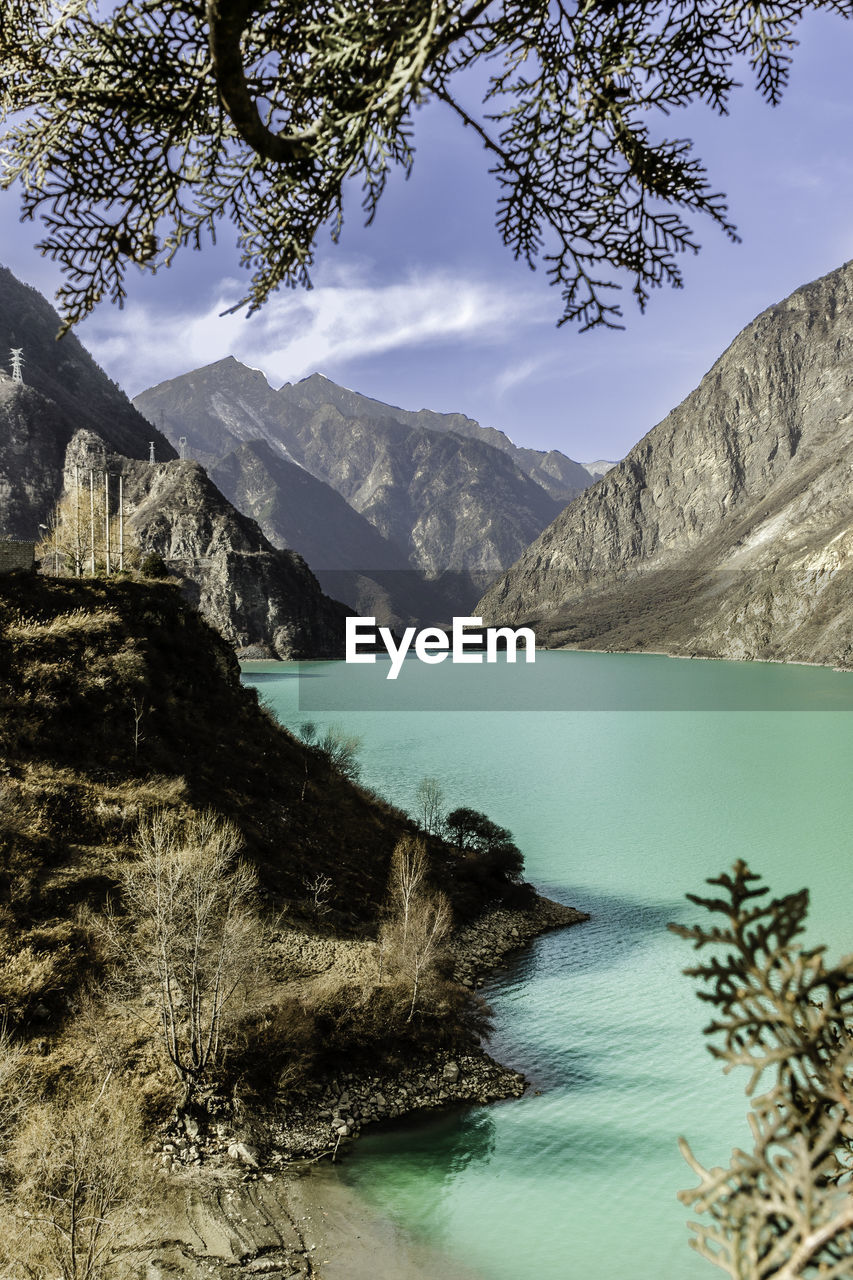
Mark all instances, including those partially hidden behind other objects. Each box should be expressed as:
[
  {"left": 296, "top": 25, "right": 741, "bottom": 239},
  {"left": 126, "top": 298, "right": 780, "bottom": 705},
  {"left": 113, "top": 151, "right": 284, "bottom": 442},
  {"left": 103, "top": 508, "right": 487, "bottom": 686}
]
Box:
[
  {"left": 89, "top": 469, "right": 96, "bottom": 576},
  {"left": 118, "top": 474, "right": 124, "bottom": 571},
  {"left": 104, "top": 471, "right": 111, "bottom": 575},
  {"left": 74, "top": 464, "right": 81, "bottom": 576}
]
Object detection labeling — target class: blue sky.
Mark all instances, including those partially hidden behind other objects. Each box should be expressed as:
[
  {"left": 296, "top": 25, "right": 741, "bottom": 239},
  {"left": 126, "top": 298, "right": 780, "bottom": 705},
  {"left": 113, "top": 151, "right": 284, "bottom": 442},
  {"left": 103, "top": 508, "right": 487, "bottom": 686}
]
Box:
[{"left": 2, "top": 10, "right": 852, "bottom": 463}]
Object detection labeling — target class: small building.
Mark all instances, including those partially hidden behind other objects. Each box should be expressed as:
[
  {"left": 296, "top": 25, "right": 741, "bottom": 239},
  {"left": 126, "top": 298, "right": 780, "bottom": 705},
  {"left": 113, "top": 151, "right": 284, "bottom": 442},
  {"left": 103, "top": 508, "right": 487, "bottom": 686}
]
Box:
[{"left": 0, "top": 539, "right": 36, "bottom": 574}]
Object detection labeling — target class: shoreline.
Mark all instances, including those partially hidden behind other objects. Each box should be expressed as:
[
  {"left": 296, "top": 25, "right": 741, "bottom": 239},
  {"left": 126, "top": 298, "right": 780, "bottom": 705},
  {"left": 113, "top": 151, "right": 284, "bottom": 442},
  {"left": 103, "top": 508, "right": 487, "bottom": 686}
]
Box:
[
  {"left": 142, "top": 892, "right": 588, "bottom": 1278},
  {"left": 553, "top": 641, "right": 853, "bottom": 674},
  {"left": 142, "top": 1162, "right": 488, "bottom": 1280}
]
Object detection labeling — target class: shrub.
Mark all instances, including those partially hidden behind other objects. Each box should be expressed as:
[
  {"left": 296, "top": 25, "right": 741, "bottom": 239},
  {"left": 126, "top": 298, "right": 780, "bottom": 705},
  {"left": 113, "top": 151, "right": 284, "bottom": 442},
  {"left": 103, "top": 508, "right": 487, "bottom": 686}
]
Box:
[{"left": 139, "top": 551, "right": 168, "bottom": 578}]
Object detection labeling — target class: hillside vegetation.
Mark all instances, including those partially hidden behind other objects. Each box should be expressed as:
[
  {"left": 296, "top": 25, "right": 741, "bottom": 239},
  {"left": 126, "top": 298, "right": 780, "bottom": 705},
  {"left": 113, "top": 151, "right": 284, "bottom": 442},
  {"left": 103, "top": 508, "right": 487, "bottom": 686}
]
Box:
[{"left": 0, "top": 571, "right": 528, "bottom": 1118}]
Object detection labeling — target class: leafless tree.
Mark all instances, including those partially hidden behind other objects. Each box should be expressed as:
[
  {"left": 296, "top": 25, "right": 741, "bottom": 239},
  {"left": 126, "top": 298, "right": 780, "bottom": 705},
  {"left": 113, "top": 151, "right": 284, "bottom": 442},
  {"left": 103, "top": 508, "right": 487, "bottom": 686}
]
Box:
[
  {"left": 402, "top": 890, "right": 451, "bottom": 1023},
  {"left": 380, "top": 836, "right": 451, "bottom": 1021},
  {"left": 1, "top": 1079, "right": 146, "bottom": 1280},
  {"left": 303, "top": 872, "right": 333, "bottom": 926},
  {"left": 117, "top": 810, "right": 260, "bottom": 1103},
  {"left": 318, "top": 724, "right": 362, "bottom": 783},
  {"left": 387, "top": 836, "right": 429, "bottom": 950},
  {"left": 130, "top": 697, "right": 146, "bottom": 761},
  {"left": 297, "top": 722, "right": 317, "bottom": 800},
  {"left": 36, "top": 488, "right": 131, "bottom": 578},
  {"left": 414, "top": 777, "right": 445, "bottom": 837}
]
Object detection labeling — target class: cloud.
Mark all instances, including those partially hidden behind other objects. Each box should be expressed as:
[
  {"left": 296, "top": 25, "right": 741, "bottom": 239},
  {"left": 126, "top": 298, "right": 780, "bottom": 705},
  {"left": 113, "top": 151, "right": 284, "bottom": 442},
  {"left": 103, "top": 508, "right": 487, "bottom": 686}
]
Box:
[
  {"left": 493, "top": 353, "right": 555, "bottom": 397},
  {"left": 80, "top": 267, "right": 549, "bottom": 396}
]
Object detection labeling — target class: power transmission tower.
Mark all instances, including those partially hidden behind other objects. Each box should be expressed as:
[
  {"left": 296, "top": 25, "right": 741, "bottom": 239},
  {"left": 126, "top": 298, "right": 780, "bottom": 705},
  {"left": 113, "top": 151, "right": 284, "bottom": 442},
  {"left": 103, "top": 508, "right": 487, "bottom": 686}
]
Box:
[
  {"left": 178, "top": 436, "right": 188, "bottom": 459},
  {"left": 9, "top": 348, "right": 24, "bottom": 384},
  {"left": 148, "top": 442, "right": 155, "bottom": 464}
]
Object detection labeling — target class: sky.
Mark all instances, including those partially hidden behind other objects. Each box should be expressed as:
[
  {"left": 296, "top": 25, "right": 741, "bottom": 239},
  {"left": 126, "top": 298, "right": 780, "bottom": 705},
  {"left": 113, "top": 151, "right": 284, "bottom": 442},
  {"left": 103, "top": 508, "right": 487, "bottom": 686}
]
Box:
[{"left": 2, "top": 10, "right": 853, "bottom": 464}]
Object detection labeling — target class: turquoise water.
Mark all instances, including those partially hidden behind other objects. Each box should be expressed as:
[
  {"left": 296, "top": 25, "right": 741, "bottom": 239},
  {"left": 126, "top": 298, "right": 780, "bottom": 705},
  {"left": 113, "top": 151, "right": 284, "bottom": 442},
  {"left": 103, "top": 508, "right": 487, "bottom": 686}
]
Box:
[{"left": 243, "top": 652, "right": 853, "bottom": 1280}]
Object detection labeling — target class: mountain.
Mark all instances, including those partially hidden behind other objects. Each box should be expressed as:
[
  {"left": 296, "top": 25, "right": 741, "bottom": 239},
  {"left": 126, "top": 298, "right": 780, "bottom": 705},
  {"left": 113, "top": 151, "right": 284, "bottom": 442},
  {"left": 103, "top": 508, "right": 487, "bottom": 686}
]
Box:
[
  {"left": 278, "top": 372, "right": 592, "bottom": 505},
  {"left": 0, "top": 266, "right": 176, "bottom": 538},
  {"left": 208, "top": 438, "right": 459, "bottom": 626},
  {"left": 478, "top": 261, "right": 853, "bottom": 669},
  {"left": 0, "top": 267, "right": 348, "bottom": 658},
  {"left": 134, "top": 360, "right": 585, "bottom": 623},
  {"left": 582, "top": 459, "right": 619, "bottom": 481}
]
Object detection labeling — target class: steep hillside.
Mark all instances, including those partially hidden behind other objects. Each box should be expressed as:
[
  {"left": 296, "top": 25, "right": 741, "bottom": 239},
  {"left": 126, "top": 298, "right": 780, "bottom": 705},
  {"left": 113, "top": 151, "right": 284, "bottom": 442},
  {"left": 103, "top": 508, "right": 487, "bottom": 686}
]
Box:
[
  {"left": 209, "top": 439, "right": 460, "bottom": 627},
  {"left": 0, "top": 267, "right": 349, "bottom": 658},
  {"left": 478, "top": 261, "right": 853, "bottom": 668},
  {"left": 279, "top": 372, "right": 592, "bottom": 504},
  {"left": 134, "top": 360, "right": 574, "bottom": 620},
  {"left": 0, "top": 266, "right": 175, "bottom": 467},
  {"left": 120, "top": 451, "right": 349, "bottom": 658}
]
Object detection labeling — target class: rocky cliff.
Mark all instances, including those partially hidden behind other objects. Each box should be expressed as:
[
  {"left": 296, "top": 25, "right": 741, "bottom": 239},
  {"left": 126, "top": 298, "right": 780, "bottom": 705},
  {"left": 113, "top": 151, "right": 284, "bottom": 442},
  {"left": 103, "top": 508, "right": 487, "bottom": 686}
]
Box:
[
  {"left": 134, "top": 360, "right": 583, "bottom": 623},
  {"left": 0, "top": 267, "right": 349, "bottom": 658},
  {"left": 478, "top": 261, "right": 853, "bottom": 669},
  {"left": 0, "top": 270, "right": 177, "bottom": 539},
  {"left": 209, "top": 438, "right": 460, "bottom": 627}
]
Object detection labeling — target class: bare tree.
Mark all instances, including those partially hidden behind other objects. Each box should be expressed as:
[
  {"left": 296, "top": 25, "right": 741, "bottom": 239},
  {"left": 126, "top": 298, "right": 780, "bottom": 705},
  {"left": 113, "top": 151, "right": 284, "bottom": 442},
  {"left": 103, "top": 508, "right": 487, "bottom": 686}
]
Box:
[
  {"left": 1, "top": 1080, "right": 146, "bottom": 1280},
  {"left": 414, "top": 777, "right": 445, "bottom": 837},
  {"left": 303, "top": 872, "right": 333, "bottom": 927},
  {"left": 380, "top": 836, "right": 451, "bottom": 1021},
  {"left": 402, "top": 890, "right": 451, "bottom": 1023},
  {"left": 297, "top": 721, "right": 317, "bottom": 800},
  {"left": 130, "top": 697, "right": 146, "bottom": 761},
  {"left": 318, "top": 725, "right": 362, "bottom": 784},
  {"left": 36, "top": 487, "right": 131, "bottom": 578},
  {"left": 118, "top": 810, "right": 260, "bottom": 1103},
  {"left": 386, "top": 836, "right": 429, "bottom": 950}
]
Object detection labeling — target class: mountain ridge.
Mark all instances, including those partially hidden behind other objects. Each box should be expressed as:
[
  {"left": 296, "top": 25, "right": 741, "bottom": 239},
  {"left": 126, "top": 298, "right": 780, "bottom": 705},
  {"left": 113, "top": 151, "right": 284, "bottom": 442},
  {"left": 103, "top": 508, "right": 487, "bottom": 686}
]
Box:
[
  {"left": 134, "top": 359, "right": 585, "bottom": 625},
  {"left": 477, "top": 260, "right": 853, "bottom": 669}
]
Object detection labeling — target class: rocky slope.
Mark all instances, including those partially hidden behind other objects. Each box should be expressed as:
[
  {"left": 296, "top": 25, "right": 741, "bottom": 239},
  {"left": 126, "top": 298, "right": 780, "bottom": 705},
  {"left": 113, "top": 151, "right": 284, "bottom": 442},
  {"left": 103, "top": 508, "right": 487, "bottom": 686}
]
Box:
[
  {"left": 209, "top": 438, "right": 459, "bottom": 627},
  {"left": 134, "top": 360, "right": 587, "bottom": 622},
  {"left": 478, "top": 261, "right": 853, "bottom": 669},
  {"left": 0, "top": 264, "right": 176, "bottom": 540},
  {"left": 0, "top": 267, "right": 349, "bottom": 658},
  {"left": 119, "top": 451, "right": 348, "bottom": 660},
  {"left": 278, "top": 371, "right": 593, "bottom": 504}
]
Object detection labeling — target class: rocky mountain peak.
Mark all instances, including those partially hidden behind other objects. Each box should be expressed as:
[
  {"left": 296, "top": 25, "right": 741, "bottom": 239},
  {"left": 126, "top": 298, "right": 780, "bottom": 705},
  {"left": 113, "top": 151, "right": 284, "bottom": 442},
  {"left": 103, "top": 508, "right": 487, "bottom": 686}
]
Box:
[{"left": 478, "top": 259, "right": 853, "bottom": 668}]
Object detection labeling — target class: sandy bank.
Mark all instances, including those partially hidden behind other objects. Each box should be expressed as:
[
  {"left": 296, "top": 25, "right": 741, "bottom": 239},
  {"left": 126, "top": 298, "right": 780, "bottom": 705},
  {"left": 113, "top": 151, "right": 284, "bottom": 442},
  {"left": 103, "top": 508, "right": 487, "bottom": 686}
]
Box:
[{"left": 141, "top": 1165, "right": 484, "bottom": 1279}]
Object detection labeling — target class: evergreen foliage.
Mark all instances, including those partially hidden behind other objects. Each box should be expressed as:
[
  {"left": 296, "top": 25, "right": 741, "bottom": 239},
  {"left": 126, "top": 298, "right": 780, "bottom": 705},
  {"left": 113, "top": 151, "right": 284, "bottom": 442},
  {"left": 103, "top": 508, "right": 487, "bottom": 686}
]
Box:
[
  {"left": 2, "top": 1, "right": 850, "bottom": 331},
  {"left": 671, "top": 861, "right": 853, "bottom": 1279}
]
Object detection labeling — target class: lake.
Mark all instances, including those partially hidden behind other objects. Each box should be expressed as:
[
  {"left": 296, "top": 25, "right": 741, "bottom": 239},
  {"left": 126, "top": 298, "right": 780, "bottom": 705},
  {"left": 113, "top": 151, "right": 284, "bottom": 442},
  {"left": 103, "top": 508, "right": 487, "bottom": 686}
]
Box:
[{"left": 242, "top": 651, "right": 853, "bottom": 1280}]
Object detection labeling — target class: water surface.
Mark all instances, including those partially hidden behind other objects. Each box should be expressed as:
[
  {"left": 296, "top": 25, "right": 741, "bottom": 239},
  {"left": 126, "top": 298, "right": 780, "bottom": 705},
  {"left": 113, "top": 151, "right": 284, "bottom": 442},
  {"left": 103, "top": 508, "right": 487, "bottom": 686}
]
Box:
[{"left": 243, "top": 652, "right": 853, "bottom": 1280}]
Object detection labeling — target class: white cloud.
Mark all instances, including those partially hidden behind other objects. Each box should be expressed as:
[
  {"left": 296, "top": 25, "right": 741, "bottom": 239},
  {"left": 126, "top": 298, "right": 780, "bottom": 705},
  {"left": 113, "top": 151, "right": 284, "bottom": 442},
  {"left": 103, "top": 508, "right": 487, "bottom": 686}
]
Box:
[{"left": 80, "top": 268, "right": 549, "bottom": 396}]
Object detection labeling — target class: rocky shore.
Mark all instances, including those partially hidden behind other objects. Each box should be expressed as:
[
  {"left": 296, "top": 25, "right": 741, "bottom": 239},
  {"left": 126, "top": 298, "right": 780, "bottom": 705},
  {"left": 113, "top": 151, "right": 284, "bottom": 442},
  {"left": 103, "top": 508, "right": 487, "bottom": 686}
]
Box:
[
  {"left": 152, "top": 894, "right": 588, "bottom": 1174},
  {"left": 449, "top": 894, "right": 589, "bottom": 989},
  {"left": 139, "top": 892, "right": 588, "bottom": 1279}
]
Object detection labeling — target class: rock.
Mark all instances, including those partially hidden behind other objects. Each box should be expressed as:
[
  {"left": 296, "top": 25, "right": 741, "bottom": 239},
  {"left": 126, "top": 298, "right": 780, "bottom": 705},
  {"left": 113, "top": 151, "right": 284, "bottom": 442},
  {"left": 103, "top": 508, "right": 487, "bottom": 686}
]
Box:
[
  {"left": 228, "top": 1142, "right": 260, "bottom": 1167},
  {"left": 442, "top": 1061, "right": 460, "bottom": 1084}
]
